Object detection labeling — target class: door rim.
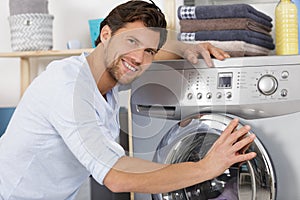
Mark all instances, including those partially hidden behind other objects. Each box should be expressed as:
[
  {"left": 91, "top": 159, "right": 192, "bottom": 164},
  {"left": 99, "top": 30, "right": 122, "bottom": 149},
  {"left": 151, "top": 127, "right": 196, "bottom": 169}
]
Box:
[{"left": 152, "top": 113, "right": 276, "bottom": 200}]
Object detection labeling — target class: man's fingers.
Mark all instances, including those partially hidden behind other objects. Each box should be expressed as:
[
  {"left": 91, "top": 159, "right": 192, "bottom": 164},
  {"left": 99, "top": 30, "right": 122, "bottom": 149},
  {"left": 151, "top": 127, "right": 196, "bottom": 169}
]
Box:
[
  {"left": 232, "top": 133, "right": 256, "bottom": 153},
  {"left": 222, "top": 118, "right": 239, "bottom": 135},
  {"left": 200, "top": 42, "right": 230, "bottom": 60},
  {"left": 183, "top": 42, "right": 230, "bottom": 67},
  {"left": 185, "top": 51, "right": 199, "bottom": 64}
]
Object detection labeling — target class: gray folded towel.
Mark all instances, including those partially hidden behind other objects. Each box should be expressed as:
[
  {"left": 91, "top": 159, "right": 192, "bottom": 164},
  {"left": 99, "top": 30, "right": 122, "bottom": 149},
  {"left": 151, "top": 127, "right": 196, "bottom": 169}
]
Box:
[
  {"left": 178, "top": 4, "right": 273, "bottom": 28},
  {"left": 9, "top": 0, "right": 48, "bottom": 15},
  {"left": 180, "top": 18, "right": 272, "bottom": 35},
  {"left": 178, "top": 30, "right": 275, "bottom": 50}
]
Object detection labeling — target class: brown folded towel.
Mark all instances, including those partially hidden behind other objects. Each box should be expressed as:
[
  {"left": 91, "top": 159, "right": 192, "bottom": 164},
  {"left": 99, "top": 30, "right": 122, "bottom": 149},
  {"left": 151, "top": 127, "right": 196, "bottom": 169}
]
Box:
[
  {"left": 198, "top": 40, "right": 271, "bottom": 57},
  {"left": 180, "top": 18, "right": 272, "bottom": 35}
]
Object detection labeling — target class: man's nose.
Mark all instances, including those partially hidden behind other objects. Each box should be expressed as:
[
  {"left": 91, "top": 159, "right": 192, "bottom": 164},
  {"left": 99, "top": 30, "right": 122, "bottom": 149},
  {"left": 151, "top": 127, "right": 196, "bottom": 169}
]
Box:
[{"left": 130, "top": 49, "right": 145, "bottom": 64}]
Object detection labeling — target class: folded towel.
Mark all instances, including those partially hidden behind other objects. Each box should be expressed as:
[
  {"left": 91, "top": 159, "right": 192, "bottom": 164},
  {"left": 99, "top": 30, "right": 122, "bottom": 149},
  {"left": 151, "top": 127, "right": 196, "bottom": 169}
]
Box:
[
  {"left": 199, "top": 40, "right": 270, "bottom": 57},
  {"left": 178, "top": 30, "right": 275, "bottom": 50},
  {"left": 180, "top": 18, "right": 272, "bottom": 35},
  {"left": 9, "top": 0, "right": 49, "bottom": 15},
  {"left": 178, "top": 4, "right": 273, "bottom": 28}
]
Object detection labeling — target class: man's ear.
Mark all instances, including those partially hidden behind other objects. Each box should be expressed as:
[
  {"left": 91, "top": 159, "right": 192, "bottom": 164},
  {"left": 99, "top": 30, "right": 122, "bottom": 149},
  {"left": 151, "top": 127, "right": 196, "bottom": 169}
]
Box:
[{"left": 100, "top": 25, "right": 112, "bottom": 42}]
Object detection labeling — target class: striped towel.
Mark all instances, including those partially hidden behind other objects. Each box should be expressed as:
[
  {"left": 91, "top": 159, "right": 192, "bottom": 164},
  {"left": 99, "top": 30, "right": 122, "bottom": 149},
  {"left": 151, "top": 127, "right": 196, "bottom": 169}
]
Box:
[
  {"left": 178, "top": 4, "right": 272, "bottom": 28},
  {"left": 178, "top": 30, "right": 275, "bottom": 50}
]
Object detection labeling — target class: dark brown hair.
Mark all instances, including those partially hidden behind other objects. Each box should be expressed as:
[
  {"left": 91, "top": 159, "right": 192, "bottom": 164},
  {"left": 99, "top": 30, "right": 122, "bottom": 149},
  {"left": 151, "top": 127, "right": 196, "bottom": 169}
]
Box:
[{"left": 94, "top": 0, "right": 167, "bottom": 50}]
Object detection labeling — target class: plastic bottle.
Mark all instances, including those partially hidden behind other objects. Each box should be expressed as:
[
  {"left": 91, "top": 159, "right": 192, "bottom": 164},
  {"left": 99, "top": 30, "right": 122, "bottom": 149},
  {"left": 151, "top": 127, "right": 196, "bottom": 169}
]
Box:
[
  {"left": 293, "top": 0, "right": 300, "bottom": 53},
  {"left": 275, "top": 0, "right": 299, "bottom": 55}
]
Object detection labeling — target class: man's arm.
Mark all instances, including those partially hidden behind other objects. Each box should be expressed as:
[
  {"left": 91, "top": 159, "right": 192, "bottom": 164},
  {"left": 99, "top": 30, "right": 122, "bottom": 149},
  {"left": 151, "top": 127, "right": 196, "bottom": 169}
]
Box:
[
  {"left": 103, "top": 119, "right": 256, "bottom": 193},
  {"left": 103, "top": 156, "right": 209, "bottom": 193},
  {"left": 155, "top": 40, "right": 230, "bottom": 67}
]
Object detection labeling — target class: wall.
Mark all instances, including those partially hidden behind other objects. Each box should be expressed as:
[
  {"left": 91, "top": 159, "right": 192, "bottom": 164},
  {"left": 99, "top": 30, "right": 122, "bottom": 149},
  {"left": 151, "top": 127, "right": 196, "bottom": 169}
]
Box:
[
  {"left": 0, "top": 0, "right": 277, "bottom": 107},
  {"left": 0, "top": 0, "right": 165, "bottom": 107}
]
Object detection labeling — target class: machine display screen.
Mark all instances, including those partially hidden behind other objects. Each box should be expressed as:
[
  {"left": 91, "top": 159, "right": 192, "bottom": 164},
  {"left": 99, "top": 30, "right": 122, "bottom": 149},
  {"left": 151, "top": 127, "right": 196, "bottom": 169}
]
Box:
[{"left": 218, "top": 72, "right": 233, "bottom": 88}]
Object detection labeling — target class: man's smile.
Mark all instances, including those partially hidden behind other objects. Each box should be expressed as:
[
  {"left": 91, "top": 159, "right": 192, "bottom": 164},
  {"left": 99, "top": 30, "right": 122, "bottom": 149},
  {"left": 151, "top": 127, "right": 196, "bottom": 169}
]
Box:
[{"left": 122, "top": 60, "right": 138, "bottom": 72}]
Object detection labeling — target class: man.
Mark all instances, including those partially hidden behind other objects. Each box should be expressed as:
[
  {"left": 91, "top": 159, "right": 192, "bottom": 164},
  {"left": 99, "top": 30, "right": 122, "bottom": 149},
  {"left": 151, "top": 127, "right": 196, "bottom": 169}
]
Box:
[{"left": 0, "top": 1, "right": 256, "bottom": 199}]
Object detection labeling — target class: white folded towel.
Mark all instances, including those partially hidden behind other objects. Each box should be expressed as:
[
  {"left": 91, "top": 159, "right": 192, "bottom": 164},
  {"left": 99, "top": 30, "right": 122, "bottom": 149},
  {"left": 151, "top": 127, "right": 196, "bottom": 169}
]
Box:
[{"left": 199, "top": 40, "right": 271, "bottom": 57}]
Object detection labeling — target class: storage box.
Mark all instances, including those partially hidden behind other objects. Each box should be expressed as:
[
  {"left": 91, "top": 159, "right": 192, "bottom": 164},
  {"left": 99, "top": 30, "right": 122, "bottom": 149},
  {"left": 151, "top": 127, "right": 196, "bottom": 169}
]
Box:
[{"left": 8, "top": 13, "right": 54, "bottom": 51}]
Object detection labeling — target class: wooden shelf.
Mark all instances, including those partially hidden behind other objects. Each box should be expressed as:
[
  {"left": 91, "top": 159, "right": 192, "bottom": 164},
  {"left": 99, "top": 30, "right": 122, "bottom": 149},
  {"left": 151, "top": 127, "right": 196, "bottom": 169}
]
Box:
[
  {"left": 0, "top": 48, "right": 94, "bottom": 97},
  {"left": 0, "top": 48, "right": 94, "bottom": 58}
]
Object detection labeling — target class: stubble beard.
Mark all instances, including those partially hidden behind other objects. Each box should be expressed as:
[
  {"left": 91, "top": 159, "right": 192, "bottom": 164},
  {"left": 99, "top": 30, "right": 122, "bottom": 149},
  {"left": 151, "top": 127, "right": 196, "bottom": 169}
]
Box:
[
  {"left": 106, "top": 56, "right": 135, "bottom": 85},
  {"left": 106, "top": 57, "right": 119, "bottom": 83},
  {"left": 104, "top": 50, "right": 142, "bottom": 85}
]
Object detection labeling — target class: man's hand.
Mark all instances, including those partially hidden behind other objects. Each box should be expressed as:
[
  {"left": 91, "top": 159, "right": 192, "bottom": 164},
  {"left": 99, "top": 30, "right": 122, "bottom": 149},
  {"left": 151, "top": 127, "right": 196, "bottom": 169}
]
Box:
[
  {"left": 183, "top": 42, "right": 230, "bottom": 67},
  {"left": 201, "top": 118, "right": 256, "bottom": 179},
  {"left": 155, "top": 40, "right": 230, "bottom": 67}
]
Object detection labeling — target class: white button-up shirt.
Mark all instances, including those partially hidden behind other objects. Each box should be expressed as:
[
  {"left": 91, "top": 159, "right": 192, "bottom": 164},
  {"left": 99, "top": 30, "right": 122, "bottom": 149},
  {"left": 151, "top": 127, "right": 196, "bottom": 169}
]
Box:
[{"left": 0, "top": 53, "right": 125, "bottom": 200}]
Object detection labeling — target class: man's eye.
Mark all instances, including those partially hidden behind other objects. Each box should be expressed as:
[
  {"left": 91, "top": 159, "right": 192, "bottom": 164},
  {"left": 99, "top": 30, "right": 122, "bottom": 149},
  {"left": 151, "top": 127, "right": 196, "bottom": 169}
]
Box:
[
  {"left": 128, "top": 38, "right": 137, "bottom": 45},
  {"left": 145, "top": 49, "right": 157, "bottom": 56}
]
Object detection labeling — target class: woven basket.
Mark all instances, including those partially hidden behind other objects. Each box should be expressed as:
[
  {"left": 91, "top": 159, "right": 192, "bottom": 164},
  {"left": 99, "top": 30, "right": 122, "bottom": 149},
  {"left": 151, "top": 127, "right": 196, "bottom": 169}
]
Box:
[{"left": 8, "top": 13, "right": 54, "bottom": 51}]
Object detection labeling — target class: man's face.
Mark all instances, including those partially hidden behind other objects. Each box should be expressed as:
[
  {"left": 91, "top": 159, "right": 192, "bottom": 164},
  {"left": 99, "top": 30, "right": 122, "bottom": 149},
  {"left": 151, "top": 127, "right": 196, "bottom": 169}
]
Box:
[{"left": 104, "top": 21, "right": 161, "bottom": 85}]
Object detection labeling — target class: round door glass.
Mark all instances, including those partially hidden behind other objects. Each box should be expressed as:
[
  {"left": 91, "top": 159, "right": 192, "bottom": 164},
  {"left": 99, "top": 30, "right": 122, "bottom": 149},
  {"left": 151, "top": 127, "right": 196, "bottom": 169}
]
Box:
[{"left": 152, "top": 114, "right": 275, "bottom": 200}]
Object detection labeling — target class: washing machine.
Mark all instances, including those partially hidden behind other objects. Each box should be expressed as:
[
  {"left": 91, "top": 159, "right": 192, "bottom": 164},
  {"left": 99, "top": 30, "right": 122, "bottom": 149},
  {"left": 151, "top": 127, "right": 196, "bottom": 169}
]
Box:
[{"left": 130, "top": 55, "right": 300, "bottom": 200}]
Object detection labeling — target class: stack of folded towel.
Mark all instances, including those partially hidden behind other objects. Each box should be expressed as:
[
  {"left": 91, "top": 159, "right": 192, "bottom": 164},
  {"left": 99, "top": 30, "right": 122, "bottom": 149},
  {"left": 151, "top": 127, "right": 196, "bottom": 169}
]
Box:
[{"left": 177, "top": 4, "right": 275, "bottom": 57}]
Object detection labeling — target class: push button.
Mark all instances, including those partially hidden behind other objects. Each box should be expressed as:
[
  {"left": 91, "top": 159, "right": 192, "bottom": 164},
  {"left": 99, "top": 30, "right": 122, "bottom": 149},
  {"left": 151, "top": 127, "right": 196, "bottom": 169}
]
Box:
[
  {"left": 281, "top": 89, "right": 288, "bottom": 97},
  {"left": 206, "top": 92, "right": 212, "bottom": 99},
  {"left": 281, "top": 71, "right": 289, "bottom": 79},
  {"left": 226, "top": 92, "right": 232, "bottom": 99},
  {"left": 197, "top": 93, "right": 202, "bottom": 99},
  {"left": 187, "top": 93, "right": 193, "bottom": 100}
]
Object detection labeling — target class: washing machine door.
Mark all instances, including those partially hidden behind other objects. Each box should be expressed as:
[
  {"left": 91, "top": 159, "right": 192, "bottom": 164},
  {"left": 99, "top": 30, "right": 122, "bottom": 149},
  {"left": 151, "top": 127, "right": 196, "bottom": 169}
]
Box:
[{"left": 152, "top": 114, "right": 276, "bottom": 200}]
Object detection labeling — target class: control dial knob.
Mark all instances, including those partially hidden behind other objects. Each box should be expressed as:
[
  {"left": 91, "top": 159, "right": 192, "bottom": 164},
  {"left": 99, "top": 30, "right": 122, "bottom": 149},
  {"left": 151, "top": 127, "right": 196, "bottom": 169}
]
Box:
[{"left": 257, "top": 75, "right": 278, "bottom": 95}]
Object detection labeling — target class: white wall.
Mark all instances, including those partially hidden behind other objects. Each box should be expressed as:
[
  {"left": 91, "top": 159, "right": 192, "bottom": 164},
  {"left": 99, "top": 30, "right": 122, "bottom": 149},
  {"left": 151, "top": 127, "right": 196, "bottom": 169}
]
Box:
[
  {"left": 0, "top": 0, "right": 19, "bottom": 107},
  {"left": 0, "top": 0, "right": 277, "bottom": 107},
  {"left": 0, "top": 0, "right": 165, "bottom": 107}
]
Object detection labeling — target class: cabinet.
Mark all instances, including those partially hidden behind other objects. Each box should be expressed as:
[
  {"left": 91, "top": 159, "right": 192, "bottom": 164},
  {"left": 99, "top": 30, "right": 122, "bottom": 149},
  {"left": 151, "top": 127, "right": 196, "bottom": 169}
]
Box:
[{"left": 0, "top": 49, "right": 93, "bottom": 97}]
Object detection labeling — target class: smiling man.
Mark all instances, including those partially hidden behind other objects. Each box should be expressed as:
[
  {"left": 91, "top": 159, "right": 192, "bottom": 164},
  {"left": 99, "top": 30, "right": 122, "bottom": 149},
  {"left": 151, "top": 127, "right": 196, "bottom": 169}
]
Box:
[
  {"left": 90, "top": 22, "right": 163, "bottom": 87},
  {"left": 0, "top": 1, "right": 256, "bottom": 199}
]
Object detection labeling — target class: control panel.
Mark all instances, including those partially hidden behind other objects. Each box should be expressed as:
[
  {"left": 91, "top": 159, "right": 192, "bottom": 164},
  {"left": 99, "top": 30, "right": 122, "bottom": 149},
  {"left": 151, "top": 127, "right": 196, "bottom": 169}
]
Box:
[
  {"left": 131, "top": 56, "right": 300, "bottom": 119},
  {"left": 181, "top": 65, "right": 297, "bottom": 106}
]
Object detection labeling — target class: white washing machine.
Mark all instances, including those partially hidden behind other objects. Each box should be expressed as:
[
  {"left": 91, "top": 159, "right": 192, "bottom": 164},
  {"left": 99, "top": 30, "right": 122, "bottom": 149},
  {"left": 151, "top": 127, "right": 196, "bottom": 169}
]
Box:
[{"left": 130, "top": 55, "right": 300, "bottom": 200}]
